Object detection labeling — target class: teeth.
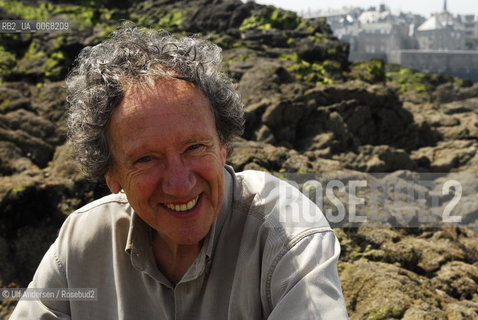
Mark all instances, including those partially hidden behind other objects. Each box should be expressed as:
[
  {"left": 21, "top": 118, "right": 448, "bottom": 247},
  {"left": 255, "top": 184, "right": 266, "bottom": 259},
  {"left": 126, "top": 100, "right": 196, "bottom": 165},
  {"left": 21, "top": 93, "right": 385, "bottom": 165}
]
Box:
[{"left": 164, "top": 195, "right": 199, "bottom": 212}]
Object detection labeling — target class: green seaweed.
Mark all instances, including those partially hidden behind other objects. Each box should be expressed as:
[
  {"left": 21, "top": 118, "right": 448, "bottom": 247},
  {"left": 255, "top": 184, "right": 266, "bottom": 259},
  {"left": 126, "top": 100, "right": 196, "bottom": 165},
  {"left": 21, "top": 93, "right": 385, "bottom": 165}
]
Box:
[
  {"left": 44, "top": 51, "right": 65, "bottom": 78},
  {"left": 349, "top": 60, "right": 386, "bottom": 83},
  {"left": 280, "top": 52, "right": 335, "bottom": 85},
  {"left": 210, "top": 35, "right": 243, "bottom": 50},
  {"left": 386, "top": 67, "right": 431, "bottom": 93},
  {"left": 0, "top": 1, "right": 51, "bottom": 20},
  {"left": 16, "top": 41, "right": 45, "bottom": 72},
  {"left": 307, "top": 33, "right": 328, "bottom": 45},
  {"left": 11, "top": 185, "right": 26, "bottom": 194},
  {"left": 364, "top": 305, "right": 406, "bottom": 320},
  {"left": 158, "top": 10, "right": 185, "bottom": 28},
  {"left": 0, "top": 46, "right": 16, "bottom": 79},
  {"left": 240, "top": 7, "right": 300, "bottom": 31},
  {"left": 385, "top": 65, "right": 469, "bottom": 94}
]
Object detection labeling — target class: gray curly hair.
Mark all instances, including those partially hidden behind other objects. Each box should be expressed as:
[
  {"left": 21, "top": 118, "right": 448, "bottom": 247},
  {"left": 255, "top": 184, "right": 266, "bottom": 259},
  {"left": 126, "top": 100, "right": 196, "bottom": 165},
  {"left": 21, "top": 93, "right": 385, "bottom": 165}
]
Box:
[{"left": 66, "top": 24, "right": 244, "bottom": 180}]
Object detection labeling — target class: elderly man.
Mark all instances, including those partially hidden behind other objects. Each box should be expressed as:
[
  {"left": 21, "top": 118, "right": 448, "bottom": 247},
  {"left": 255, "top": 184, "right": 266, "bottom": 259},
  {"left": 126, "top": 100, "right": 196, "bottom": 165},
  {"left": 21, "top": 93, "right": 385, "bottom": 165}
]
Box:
[{"left": 11, "top": 25, "right": 348, "bottom": 319}]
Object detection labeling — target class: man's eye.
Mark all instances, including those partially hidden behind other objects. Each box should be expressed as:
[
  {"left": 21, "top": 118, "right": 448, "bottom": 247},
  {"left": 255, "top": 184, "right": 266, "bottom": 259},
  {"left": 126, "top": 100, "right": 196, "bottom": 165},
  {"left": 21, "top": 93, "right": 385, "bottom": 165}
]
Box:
[
  {"left": 187, "top": 144, "right": 204, "bottom": 151},
  {"left": 136, "top": 156, "right": 153, "bottom": 163}
]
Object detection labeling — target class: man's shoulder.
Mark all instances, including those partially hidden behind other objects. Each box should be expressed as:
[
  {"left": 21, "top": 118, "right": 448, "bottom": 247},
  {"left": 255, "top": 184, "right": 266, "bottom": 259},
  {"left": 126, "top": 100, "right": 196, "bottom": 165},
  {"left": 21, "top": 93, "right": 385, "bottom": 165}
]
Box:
[
  {"left": 57, "top": 193, "right": 132, "bottom": 248},
  {"left": 74, "top": 192, "right": 130, "bottom": 214},
  {"left": 63, "top": 192, "right": 131, "bottom": 228},
  {"left": 235, "top": 170, "right": 331, "bottom": 233},
  {"left": 231, "top": 170, "right": 337, "bottom": 290},
  {"left": 49, "top": 193, "right": 132, "bottom": 278},
  {"left": 236, "top": 170, "right": 291, "bottom": 197}
]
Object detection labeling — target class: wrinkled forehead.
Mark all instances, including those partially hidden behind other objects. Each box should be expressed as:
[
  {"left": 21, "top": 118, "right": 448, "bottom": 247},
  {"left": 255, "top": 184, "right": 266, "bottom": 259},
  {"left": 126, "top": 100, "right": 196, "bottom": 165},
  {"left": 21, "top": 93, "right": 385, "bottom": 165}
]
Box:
[
  {"left": 120, "top": 77, "right": 206, "bottom": 108},
  {"left": 107, "top": 77, "right": 219, "bottom": 146}
]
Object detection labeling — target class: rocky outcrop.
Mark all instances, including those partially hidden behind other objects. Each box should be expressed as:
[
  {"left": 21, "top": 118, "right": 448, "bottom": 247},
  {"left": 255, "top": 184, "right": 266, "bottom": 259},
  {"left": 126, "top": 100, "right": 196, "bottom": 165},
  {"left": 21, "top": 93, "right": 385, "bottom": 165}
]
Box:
[
  {"left": 0, "top": 0, "right": 477, "bottom": 318},
  {"left": 338, "top": 226, "right": 478, "bottom": 319}
]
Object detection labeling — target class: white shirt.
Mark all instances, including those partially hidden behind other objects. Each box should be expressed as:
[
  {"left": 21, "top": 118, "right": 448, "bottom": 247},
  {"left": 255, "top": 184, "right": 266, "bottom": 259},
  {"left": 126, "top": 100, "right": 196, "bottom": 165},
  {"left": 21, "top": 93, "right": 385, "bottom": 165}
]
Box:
[{"left": 11, "top": 166, "right": 349, "bottom": 319}]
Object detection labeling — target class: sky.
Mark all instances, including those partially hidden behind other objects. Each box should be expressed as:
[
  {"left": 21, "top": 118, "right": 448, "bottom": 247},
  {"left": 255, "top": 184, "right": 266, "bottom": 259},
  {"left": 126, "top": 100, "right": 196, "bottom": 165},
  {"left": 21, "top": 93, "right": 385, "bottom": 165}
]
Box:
[{"left": 252, "top": 0, "right": 478, "bottom": 17}]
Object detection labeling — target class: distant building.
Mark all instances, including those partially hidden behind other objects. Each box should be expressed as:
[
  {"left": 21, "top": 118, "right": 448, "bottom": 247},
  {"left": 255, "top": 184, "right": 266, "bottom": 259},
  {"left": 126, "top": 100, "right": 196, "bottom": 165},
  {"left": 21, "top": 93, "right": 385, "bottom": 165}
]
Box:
[
  {"left": 415, "top": 2, "right": 466, "bottom": 50},
  {"left": 349, "top": 22, "right": 408, "bottom": 61},
  {"left": 307, "top": 7, "right": 361, "bottom": 31},
  {"left": 306, "top": 0, "right": 478, "bottom": 81},
  {"left": 388, "top": 49, "right": 478, "bottom": 81},
  {"left": 458, "top": 14, "right": 478, "bottom": 49},
  {"left": 334, "top": 5, "right": 420, "bottom": 62}
]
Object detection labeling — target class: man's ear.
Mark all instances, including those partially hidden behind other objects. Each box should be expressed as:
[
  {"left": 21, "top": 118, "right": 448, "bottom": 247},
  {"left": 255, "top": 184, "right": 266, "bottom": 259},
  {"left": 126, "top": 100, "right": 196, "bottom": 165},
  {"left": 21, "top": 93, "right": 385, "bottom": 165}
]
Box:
[{"left": 105, "top": 170, "right": 122, "bottom": 194}]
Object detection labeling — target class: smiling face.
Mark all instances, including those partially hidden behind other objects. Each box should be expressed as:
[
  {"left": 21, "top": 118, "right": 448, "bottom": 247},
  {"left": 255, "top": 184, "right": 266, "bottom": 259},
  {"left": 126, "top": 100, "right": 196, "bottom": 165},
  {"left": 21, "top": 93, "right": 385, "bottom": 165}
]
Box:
[{"left": 105, "top": 79, "right": 227, "bottom": 250}]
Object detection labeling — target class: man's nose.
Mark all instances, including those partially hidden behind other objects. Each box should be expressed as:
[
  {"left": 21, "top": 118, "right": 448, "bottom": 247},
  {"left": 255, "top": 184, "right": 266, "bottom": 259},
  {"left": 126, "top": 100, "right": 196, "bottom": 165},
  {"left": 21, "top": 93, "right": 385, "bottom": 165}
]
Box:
[{"left": 161, "top": 158, "right": 196, "bottom": 196}]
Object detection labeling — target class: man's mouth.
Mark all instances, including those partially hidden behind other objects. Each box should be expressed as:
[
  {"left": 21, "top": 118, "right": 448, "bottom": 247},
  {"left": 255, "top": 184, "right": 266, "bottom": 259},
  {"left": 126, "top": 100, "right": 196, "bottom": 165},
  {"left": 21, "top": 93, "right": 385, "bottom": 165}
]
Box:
[{"left": 161, "top": 195, "right": 200, "bottom": 212}]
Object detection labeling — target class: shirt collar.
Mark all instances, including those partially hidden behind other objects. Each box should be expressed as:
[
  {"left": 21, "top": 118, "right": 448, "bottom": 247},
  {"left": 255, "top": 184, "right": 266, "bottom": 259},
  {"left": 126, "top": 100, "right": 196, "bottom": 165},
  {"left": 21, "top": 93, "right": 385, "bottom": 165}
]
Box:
[{"left": 204, "top": 165, "right": 234, "bottom": 259}]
